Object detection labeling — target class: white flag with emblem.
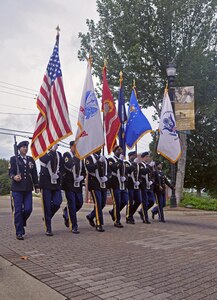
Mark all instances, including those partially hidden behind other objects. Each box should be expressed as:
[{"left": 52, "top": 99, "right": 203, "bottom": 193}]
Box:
[
  {"left": 75, "top": 60, "right": 105, "bottom": 159},
  {"left": 157, "top": 90, "right": 181, "bottom": 163}
]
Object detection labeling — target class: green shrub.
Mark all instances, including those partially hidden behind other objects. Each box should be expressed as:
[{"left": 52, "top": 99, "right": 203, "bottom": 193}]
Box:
[
  {"left": 180, "top": 192, "right": 217, "bottom": 211},
  {"left": 0, "top": 174, "right": 11, "bottom": 195}
]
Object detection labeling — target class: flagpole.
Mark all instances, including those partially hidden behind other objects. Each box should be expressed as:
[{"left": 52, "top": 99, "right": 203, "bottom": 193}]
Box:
[
  {"left": 119, "top": 71, "right": 124, "bottom": 153},
  {"left": 102, "top": 59, "right": 107, "bottom": 156},
  {"left": 56, "top": 25, "right": 60, "bottom": 36},
  {"left": 166, "top": 62, "right": 177, "bottom": 208},
  {"left": 133, "top": 79, "right": 137, "bottom": 153}
]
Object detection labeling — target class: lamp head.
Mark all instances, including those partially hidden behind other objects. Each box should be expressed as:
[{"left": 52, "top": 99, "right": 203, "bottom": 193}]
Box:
[{"left": 166, "top": 61, "right": 176, "bottom": 77}]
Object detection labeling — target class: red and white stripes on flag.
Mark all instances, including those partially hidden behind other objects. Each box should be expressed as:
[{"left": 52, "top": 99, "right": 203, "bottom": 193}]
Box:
[{"left": 31, "top": 34, "right": 72, "bottom": 159}]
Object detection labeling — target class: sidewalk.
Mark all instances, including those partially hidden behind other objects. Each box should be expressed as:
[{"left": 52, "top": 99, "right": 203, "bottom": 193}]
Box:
[
  {"left": 0, "top": 256, "right": 65, "bottom": 300},
  {"left": 1, "top": 195, "right": 217, "bottom": 299}
]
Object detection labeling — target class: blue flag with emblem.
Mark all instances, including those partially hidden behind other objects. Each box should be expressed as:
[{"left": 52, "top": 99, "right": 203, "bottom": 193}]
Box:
[
  {"left": 125, "top": 88, "right": 152, "bottom": 149},
  {"left": 118, "top": 74, "right": 127, "bottom": 156}
]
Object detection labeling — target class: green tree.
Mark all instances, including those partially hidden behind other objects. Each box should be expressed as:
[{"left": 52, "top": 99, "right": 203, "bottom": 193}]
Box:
[
  {"left": 78, "top": 0, "right": 216, "bottom": 112},
  {"left": 78, "top": 0, "right": 217, "bottom": 196},
  {"left": 184, "top": 52, "right": 217, "bottom": 196},
  {"left": 0, "top": 159, "right": 10, "bottom": 195}
]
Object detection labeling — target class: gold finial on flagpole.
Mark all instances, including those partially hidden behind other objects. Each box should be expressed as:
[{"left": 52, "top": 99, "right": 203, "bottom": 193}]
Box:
[
  {"left": 56, "top": 25, "right": 60, "bottom": 36},
  {"left": 88, "top": 47, "right": 92, "bottom": 66},
  {"left": 104, "top": 58, "right": 107, "bottom": 68},
  {"left": 133, "top": 79, "right": 136, "bottom": 88},
  {"left": 119, "top": 71, "right": 123, "bottom": 86},
  {"left": 165, "top": 82, "right": 169, "bottom": 92}
]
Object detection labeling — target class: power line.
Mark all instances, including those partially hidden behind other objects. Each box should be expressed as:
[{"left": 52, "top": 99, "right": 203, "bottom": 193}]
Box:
[
  {"left": 0, "top": 131, "right": 32, "bottom": 139},
  {"left": 0, "top": 80, "right": 82, "bottom": 112},
  {"left": 0, "top": 90, "right": 80, "bottom": 115},
  {"left": 0, "top": 129, "right": 69, "bottom": 148},
  {"left": 0, "top": 128, "right": 33, "bottom": 134},
  {"left": 0, "top": 81, "right": 38, "bottom": 92},
  {"left": 0, "top": 90, "right": 36, "bottom": 99},
  {"left": 0, "top": 85, "right": 37, "bottom": 96},
  {"left": 0, "top": 104, "right": 35, "bottom": 111},
  {"left": 0, "top": 112, "right": 37, "bottom": 116},
  {"left": 0, "top": 127, "right": 70, "bottom": 146}
]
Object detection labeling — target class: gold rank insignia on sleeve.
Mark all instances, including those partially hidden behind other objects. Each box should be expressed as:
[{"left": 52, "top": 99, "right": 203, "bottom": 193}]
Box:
[
  {"left": 65, "top": 157, "right": 69, "bottom": 162},
  {"left": 109, "top": 161, "right": 113, "bottom": 165},
  {"left": 85, "top": 159, "right": 90, "bottom": 165}
]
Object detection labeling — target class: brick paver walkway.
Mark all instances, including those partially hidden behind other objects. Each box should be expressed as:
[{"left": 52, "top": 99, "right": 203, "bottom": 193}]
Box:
[{"left": 1, "top": 196, "right": 217, "bottom": 300}]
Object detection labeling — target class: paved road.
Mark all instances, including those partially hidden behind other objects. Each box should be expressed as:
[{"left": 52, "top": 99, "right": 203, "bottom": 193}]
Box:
[{"left": 1, "top": 196, "right": 217, "bottom": 300}]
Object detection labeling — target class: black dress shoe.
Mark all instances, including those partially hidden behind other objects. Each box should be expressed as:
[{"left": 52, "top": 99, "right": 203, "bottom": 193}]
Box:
[
  {"left": 86, "top": 215, "right": 95, "bottom": 227},
  {"left": 46, "top": 231, "right": 53, "bottom": 236},
  {"left": 144, "top": 220, "right": 151, "bottom": 224},
  {"left": 159, "top": 219, "right": 166, "bottom": 223},
  {"left": 114, "top": 222, "right": 124, "bottom": 228},
  {"left": 109, "top": 210, "right": 115, "bottom": 221},
  {"left": 96, "top": 225, "right": 105, "bottom": 232},
  {"left": 72, "top": 228, "right": 80, "bottom": 234},
  {"left": 63, "top": 215, "right": 69, "bottom": 228},
  {"left": 16, "top": 234, "right": 24, "bottom": 240},
  {"left": 138, "top": 211, "right": 145, "bottom": 223},
  {"left": 126, "top": 218, "right": 135, "bottom": 224}
]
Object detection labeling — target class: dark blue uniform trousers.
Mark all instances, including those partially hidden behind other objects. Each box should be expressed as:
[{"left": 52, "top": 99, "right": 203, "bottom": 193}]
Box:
[
  {"left": 65, "top": 191, "right": 83, "bottom": 231},
  {"left": 126, "top": 189, "right": 142, "bottom": 220},
  {"left": 88, "top": 190, "right": 107, "bottom": 226},
  {"left": 42, "top": 189, "right": 62, "bottom": 232},
  {"left": 139, "top": 189, "right": 155, "bottom": 221},
  {"left": 152, "top": 192, "right": 166, "bottom": 221},
  {"left": 110, "top": 189, "right": 129, "bottom": 223},
  {"left": 12, "top": 191, "right": 32, "bottom": 236}
]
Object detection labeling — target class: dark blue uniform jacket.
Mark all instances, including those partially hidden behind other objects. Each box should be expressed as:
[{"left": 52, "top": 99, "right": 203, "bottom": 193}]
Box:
[{"left": 9, "top": 155, "right": 39, "bottom": 192}]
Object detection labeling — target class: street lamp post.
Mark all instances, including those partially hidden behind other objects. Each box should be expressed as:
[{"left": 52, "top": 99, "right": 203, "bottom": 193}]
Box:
[{"left": 166, "top": 62, "right": 177, "bottom": 208}]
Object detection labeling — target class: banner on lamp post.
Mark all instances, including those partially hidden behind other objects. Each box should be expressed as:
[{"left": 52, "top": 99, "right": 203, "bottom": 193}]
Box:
[{"left": 174, "top": 86, "right": 195, "bottom": 131}]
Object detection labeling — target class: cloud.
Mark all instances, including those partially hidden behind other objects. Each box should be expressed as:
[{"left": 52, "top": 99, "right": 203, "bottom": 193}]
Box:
[
  {"left": 0, "top": 0, "right": 99, "bottom": 159},
  {"left": 0, "top": 0, "right": 157, "bottom": 160}
]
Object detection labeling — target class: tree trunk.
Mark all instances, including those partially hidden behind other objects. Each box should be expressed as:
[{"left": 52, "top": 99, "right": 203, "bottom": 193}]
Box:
[
  {"left": 175, "top": 132, "right": 187, "bottom": 205},
  {"left": 197, "top": 188, "right": 201, "bottom": 197}
]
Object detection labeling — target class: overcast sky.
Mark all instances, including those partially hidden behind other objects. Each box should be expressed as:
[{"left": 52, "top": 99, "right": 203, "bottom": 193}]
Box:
[{"left": 0, "top": 0, "right": 157, "bottom": 160}]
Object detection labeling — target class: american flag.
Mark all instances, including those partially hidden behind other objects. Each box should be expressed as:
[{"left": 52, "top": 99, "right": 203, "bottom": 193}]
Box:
[{"left": 31, "top": 33, "right": 72, "bottom": 159}]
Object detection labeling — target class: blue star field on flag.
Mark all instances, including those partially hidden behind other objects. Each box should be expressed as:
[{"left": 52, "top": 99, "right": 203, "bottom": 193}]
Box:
[{"left": 46, "top": 36, "right": 62, "bottom": 85}]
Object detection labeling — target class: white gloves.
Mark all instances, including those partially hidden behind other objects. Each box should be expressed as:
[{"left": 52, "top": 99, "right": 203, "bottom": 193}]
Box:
[
  {"left": 99, "top": 156, "right": 106, "bottom": 162},
  {"left": 134, "top": 181, "right": 140, "bottom": 187},
  {"left": 119, "top": 154, "right": 125, "bottom": 161},
  {"left": 53, "top": 174, "right": 59, "bottom": 180},
  {"left": 100, "top": 176, "right": 108, "bottom": 183},
  {"left": 149, "top": 180, "right": 153, "bottom": 185},
  {"left": 120, "top": 176, "right": 126, "bottom": 182},
  {"left": 51, "top": 144, "right": 58, "bottom": 151},
  {"left": 75, "top": 175, "right": 84, "bottom": 183},
  {"left": 134, "top": 158, "right": 139, "bottom": 163},
  {"left": 149, "top": 161, "right": 155, "bottom": 167}
]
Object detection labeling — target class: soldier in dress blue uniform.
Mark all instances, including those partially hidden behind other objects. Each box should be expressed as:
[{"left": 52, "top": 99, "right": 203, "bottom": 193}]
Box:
[
  {"left": 62, "top": 141, "right": 86, "bottom": 234},
  {"left": 138, "top": 152, "right": 155, "bottom": 224},
  {"left": 85, "top": 149, "right": 108, "bottom": 232},
  {"left": 39, "top": 144, "right": 63, "bottom": 236},
  {"left": 152, "top": 161, "right": 174, "bottom": 222},
  {"left": 9, "top": 141, "right": 39, "bottom": 240},
  {"left": 125, "top": 151, "right": 142, "bottom": 224},
  {"left": 107, "top": 145, "right": 128, "bottom": 228}
]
